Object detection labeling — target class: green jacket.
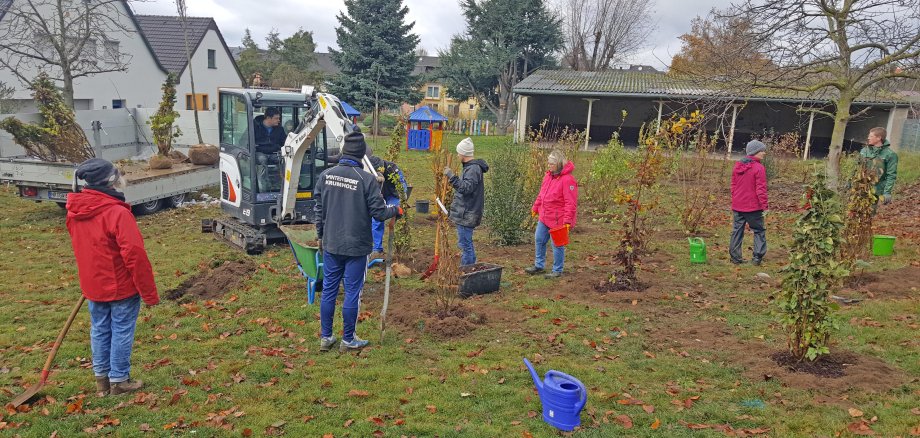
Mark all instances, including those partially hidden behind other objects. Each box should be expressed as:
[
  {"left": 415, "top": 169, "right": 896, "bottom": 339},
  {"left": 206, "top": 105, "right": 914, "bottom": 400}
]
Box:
[{"left": 859, "top": 141, "right": 898, "bottom": 197}]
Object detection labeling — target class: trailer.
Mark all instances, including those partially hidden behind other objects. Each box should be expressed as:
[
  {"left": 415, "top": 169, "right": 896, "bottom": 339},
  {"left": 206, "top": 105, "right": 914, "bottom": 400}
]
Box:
[{"left": 0, "top": 156, "right": 218, "bottom": 215}]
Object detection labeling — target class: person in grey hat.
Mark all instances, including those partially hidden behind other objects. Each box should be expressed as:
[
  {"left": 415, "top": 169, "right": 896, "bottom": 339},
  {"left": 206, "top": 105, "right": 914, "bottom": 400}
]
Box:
[
  {"left": 67, "top": 158, "right": 159, "bottom": 396},
  {"left": 729, "top": 140, "right": 769, "bottom": 265}
]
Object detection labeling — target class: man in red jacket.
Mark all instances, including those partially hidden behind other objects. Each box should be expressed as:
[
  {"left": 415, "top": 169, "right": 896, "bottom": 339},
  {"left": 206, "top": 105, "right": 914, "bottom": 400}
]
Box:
[
  {"left": 66, "top": 158, "right": 159, "bottom": 396},
  {"left": 730, "top": 140, "right": 769, "bottom": 265},
  {"left": 525, "top": 150, "right": 578, "bottom": 279}
]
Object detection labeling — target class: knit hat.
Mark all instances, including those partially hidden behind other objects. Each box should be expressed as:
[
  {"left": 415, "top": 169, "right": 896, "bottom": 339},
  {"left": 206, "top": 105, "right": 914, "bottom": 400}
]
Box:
[
  {"left": 75, "top": 158, "right": 119, "bottom": 187},
  {"left": 456, "top": 137, "right": 474, "bottom": 156},
  {"left": 746, "top": 140, "right": 767, "bottom": 156},
  {"left": 342, "top": 132, "right": 367, "bottom": 158}
]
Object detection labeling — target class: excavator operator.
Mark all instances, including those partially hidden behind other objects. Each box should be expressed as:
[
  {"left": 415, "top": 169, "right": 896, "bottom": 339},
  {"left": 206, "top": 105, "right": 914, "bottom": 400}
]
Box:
[{"left": 252, "top": 107, "right": 286, "bottom": 191}]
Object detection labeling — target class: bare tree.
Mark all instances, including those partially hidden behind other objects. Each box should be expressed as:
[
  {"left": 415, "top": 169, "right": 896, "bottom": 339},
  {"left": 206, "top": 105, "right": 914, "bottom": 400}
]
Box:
[
  {"left": 722, "top": 0, "right": 920, "bottom": 187},
  {"left": 0, "top": 81, "right": 21, "bottom": 113},
  {"left": 0, "top": 0, "right": 137, "bottom": 109},
  {"left": 556, "top": 0, "right": 655, "bottom": 71},
  {"left": 175, "top": 0, "right": 203, "bottom": 144}
]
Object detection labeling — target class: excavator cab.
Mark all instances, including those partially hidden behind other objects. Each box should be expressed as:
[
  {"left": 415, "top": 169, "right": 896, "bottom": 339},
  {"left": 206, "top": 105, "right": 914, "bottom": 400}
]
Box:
[{"left": 213, "top": 88, "right": 333, "bottom": 253}]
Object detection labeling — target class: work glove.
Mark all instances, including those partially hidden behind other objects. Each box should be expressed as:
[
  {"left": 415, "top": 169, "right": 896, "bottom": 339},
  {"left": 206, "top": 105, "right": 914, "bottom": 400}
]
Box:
[
  {"left": 531, "top": 210, "right": 538, "bottom": 218},
  {"left": 443, "top": 167, "right": 455, "bottom": 179},
  {"left": 376, "top": 175, "right": 385, "bottom": 184},
  {"left": 395, "top": 206, "right": 405, "bottom": 219},
  {"left": 881, "top": 194, "right": 892, "bottom": 205}
]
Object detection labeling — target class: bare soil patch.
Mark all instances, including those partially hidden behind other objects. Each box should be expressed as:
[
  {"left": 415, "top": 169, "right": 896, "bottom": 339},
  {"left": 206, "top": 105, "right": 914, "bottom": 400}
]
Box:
[
  {"left": 649, "top": 320, "right": 905, "bottom": 395},
  {"left": 842, "top": 265, "right": 920, "bottom": 299},
  {"left": 165, "top": 260, "right": 256, "bottom": 302}
]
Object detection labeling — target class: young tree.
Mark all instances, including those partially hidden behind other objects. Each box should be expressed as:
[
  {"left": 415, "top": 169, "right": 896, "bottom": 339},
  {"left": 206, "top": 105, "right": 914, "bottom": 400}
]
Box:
[
  {"left": 439, "top": 0, "right": 562, "bottom": 130},
  {"left": 0, "top": 0, "right": 135, "bottom": 109},
  {"left": 330, "top": 0, "right": 421, "bottom": 133},
  {"left": 241, "top": 29, "right": 258, "bottom": 50},
  {"left": 721, "top": 0, "right": 920, "bottom": 188},
  {"left": 176, "top": 0, "right": 203, "bottom": 144},
  {"left": 237, "top": 29, "right": 267, "bottom": 86},
  {"left": 556, "top": 0, "right": 655, "bottom": 71},
  {"left": 280, "top": 29, "right": 317, "bottom": 73},
  {"left": 149, "top": 74, "right": 181, "bottom": 157}
]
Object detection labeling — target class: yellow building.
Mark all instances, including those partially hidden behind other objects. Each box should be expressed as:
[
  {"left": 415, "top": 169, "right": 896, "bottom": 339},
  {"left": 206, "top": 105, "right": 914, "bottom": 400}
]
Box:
[{"left": 418, "top": 81, "right": 480, "bottom": 120}]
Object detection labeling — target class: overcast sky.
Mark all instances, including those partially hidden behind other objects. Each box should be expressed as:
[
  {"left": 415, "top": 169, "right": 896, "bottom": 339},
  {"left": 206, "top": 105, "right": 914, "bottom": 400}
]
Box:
[{"left": 132, "top": 0, "right": 727, "bottom": 70}]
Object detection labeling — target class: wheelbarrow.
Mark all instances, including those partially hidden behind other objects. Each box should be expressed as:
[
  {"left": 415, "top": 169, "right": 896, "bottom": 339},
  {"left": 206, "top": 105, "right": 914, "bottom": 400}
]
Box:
[{"left": 281, "top": 225, "right": 323, "bottom": 304}]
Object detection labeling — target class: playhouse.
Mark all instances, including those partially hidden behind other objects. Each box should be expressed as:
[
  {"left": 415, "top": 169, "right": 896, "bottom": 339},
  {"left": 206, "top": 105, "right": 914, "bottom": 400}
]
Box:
[
  {"left": 340, "top": 101, "right": 361, "bottom": 124},
  {"left": 406, "top": 105, "right": 447, "bottom": 151}
]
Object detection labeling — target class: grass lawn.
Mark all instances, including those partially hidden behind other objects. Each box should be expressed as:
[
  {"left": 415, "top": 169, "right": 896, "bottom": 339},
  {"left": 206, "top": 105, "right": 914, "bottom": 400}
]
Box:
[{"left": 1, "top": 135, "right": 918, "bottom": 437}]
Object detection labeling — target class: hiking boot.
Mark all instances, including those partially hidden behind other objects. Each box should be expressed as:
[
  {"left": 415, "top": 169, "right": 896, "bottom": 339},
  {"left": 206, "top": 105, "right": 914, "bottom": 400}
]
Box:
[
  {"left": 544, "top": 271, "right": 562, "bottom": 279},
  {"left": 731, "top": 259, "right": 747, "bottom": 265},
  {"left": 371, "top": 250, "right": 385, "bottom": 260},
  {"left": 95, "top": 376, "right": 110, "bottom": 397},
  {"left": 109, "top": 379, "right": 143, "bottom": 395},
  {"left": 339, "top": 336, "right": 369, "bottom": 353},
  {"left": 752, "top": 258, "right": 763, "bottom": 266},
  {"left": 319, "top": 336, "right": 337, "bottom": 352},
  {"left": 524, "top": 266, "right": 545, "bottom": 275}
]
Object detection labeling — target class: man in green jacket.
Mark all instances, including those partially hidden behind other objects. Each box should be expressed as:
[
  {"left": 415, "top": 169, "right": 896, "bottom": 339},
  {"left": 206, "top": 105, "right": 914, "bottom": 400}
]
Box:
[{"left": 859, "top": 127, "right": 898, "bottom": 205}]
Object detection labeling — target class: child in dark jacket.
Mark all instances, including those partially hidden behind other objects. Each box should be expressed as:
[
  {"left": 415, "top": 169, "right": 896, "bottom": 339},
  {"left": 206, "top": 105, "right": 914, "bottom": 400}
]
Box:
[{"left": 730, "top": 140, "right": 769, "bottom": 265}]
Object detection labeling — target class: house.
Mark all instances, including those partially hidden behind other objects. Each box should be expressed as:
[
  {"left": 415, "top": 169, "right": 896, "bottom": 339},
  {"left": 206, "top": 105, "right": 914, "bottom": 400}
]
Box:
[
  {"left": 0, "top": 1, "right": 243, "bottom": 113},
  {"left": 513, "top": 69, "right": 911, "bottom": 156}
]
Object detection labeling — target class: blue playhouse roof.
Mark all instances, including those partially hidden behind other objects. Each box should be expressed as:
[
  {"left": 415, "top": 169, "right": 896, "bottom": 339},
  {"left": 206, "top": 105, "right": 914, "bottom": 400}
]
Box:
[
  {"left": 340, "top": 100, "right": 360, "bottom": 117},
  {"left": 408, "top": 105, "right": 448, "bottom": 122}
]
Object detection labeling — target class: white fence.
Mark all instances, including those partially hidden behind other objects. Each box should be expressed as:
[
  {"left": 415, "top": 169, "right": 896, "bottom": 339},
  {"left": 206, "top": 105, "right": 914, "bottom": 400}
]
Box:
[{"left": 0, "top": 108, "right": 219, "bottom": 159}]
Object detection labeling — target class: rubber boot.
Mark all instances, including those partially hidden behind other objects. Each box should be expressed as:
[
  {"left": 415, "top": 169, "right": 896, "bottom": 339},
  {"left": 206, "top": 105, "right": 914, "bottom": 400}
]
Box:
[
  {"left": 109, "top": 379, "right": 143, "bottom": 395},
  {"left": 95, "top": 376, "right": 110, "bottom": 397}
]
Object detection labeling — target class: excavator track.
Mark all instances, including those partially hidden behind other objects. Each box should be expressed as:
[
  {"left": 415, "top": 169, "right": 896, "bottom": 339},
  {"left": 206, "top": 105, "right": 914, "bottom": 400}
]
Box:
[{"left": 202, "top": 217, "right": 269, "bottom": 255}]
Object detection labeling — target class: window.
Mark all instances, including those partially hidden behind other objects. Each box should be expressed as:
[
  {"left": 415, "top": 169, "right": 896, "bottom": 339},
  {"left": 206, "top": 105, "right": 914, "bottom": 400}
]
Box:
[
  {"left": 431, "top": 103, "right": 438, "bottom": 111},
  {"left": 111, "top": 99, "right": 125, "bottom": 109},
  {"left": 448, "top": 104, "right": 457, "bottom": 116},
  {"left": 426, "top": 85, "right": 440, "bottom": 99},
  {"left": 80, "top": 39, "right": 97, "bottom": 61},
  {"left": 220, "top": 93, "right": 248, "bottom": 146},
  {"left": 208, "top": 49, "right": 216, "bottom": 69},
  {"left": 104, "top": 40, "right": 120, "bottom": 64},
  {"left": 186, "top": 93, "right": 209, "bottom": 111}
]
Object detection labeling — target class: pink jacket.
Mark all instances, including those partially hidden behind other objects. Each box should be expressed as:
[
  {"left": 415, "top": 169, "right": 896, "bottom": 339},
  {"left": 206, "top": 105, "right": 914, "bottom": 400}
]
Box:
[
  {"left": 731, "top": 156, "right": 769, "bottom": 212},
  {"left": 532, "top": 161, "right": 579, "bottom": 229}
]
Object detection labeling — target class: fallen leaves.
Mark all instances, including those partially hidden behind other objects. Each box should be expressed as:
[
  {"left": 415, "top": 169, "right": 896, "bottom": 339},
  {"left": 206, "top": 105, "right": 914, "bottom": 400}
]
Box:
[
  {"left": 651, "top": 418, "right": 661, "bottom": 430},
  {"left": 614, "top": 414, "right": 633, "bottom": 429},
  {"left": 848, "top": 407, "right": 865, "bottom": 417},
  {"left": 426, "top": 405, "right": 437, "bottom": 413},
  {"left": 347, "top": 389, "right": 370, "bottom": 398},
  {"left": 846, "top": 419, "right": 875, "bottom": 435},
  {"left": 65, "top": 397, "right": 84, "bottom": 414},
  {"left": 82, "top": 416, "right": 120, "bottom": 433}
]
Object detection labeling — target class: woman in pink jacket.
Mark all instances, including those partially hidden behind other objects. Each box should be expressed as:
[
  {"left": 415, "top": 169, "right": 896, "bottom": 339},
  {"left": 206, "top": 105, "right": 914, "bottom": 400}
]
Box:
[{"left": 525, "top": 150, "right": 579, "bottom": 279}]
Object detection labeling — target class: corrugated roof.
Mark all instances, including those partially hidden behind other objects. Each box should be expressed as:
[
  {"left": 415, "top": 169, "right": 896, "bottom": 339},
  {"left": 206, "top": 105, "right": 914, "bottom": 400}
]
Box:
[
  {"left": 135, "top": 15, "right": 213, "bottom": 76},
  {"left": 514, "top": 69, "right": 906, "bottom": 106}
]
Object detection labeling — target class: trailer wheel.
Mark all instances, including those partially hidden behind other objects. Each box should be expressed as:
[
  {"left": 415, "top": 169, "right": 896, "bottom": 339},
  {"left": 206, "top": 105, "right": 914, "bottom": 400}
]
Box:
[
  {"left": 133, "top": 199, "right": 162, "bottom": 215},
  {"left": 167, "top": 193, "right": 187, "bottom": 207}
]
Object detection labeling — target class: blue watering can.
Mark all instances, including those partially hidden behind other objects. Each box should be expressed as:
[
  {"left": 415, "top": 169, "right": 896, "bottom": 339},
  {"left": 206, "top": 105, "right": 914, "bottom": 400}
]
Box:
[{"left": 523, "top": 358, "right": 588, "bottom": 432}]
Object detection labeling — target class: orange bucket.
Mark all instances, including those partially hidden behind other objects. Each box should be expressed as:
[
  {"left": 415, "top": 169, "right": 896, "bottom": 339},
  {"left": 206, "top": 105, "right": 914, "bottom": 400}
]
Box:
[{"left": 549, "top": 225, "right": 570, "bottom": 247}]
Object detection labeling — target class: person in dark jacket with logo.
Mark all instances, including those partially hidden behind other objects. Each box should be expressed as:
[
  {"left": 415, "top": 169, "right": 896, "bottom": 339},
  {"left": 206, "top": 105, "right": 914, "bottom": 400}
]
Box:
[
  {"left": 367, "top": 148, "right": 408, "bottom": 255},
  {"left": 443, "top": 137, "right": 489, "bottom": 266},
  {"left": 314, "top": 132, "right": 402, "bottom": 352},
  {"left": 66, "top": 158, "right": 159, "bottom": 397},
  {"left": 859, "top": 127, "right": 898, "bottom": 206},
  {"left": 730, "top": 140, "right": 769, "bottom": 265}
]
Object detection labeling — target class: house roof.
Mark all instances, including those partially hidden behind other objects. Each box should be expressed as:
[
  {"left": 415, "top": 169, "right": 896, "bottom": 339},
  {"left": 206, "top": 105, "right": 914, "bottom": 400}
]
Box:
[
  {"left": 408, "top": 105, "right": 447, "bottom": 122},
  {"left": 513, "top": 69, "right": 907, "bottom": 107},
  {"left": 135, "top": 14, "right": 244, "bottom": 84}
]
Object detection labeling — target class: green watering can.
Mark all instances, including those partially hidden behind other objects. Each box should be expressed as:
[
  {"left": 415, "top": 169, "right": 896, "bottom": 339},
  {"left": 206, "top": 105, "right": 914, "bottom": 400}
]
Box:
[{"left": 688, "top": 237, "right": 707, "bottom": 264}]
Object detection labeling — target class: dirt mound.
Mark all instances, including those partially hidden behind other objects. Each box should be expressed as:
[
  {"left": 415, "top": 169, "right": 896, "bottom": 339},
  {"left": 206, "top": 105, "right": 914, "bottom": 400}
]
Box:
[
  {"left": 649, "top": 320, "right": 905, "bottom": 395},
  {"left": 842, "top": 265, "right": 920, "bottom": 299},
  {"left": 166, "top": 260, "right": 256, "bottom": 302}
]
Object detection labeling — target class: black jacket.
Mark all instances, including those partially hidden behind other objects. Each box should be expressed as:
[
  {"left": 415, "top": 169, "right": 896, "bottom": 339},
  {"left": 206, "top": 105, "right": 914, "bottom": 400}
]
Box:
[
  {"left": 314, "top": 156, "right": 400, "bottom": 256},
  {"left": 368, "top": 155, "right": 408, "bottom": 200},
  {"left": 252, "top": 115, "right": 287, "bottom": 154},
  {"left": 448, "top": 159, "right": 489, "bottom": 228}
]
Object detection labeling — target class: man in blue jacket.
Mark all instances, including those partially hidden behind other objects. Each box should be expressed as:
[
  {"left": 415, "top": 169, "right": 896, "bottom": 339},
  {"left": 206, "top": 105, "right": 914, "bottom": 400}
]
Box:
[{"left": 314, "top": 132, "right": 402, "bottom": 352}]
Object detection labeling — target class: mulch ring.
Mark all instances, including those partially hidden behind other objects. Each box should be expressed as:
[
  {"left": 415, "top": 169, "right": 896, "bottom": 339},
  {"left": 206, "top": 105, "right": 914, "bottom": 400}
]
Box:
[
  {"left": 165, "top": 259, "right": 257, "bottom": 302},
  {"left": 648, "top": 319, "right": 905, "bottom": 395}
]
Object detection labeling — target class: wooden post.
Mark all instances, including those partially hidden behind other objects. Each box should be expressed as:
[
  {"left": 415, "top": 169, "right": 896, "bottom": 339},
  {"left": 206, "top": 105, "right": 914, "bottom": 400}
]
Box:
[
  {"left": 656, "top": 101, "right": 663, "bottom": 127},
  {"left": 727, "top": 105, "right": 738, "bottom": 157},
  {"left": 803, "top": 111, "right": 815, "bottom": 160},
  {"left": 584, "top": 98, "right": 598, "bottom": 151}
]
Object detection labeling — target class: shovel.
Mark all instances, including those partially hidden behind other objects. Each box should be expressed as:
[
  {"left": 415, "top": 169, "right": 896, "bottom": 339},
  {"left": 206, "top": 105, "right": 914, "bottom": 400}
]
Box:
[
  {"left": 379, "top": 217, "right": 396, "bottom": 342},
  {"left": 10, "top": 295, "right": 86, "bottom": 408}
]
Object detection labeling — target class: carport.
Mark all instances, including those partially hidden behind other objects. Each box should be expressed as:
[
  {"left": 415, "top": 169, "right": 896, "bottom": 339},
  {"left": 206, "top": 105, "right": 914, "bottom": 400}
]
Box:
[{"left": 513, "top": 69, "right": 911, "bottom": 157}]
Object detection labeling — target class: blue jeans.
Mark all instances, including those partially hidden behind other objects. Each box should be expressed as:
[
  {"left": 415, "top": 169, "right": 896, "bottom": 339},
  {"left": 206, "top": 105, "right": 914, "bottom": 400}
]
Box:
[
  {"left": 88, "top": 294, "right": 141, "bottom": 383},
  {"left": 456, "top": 225, "right": 476, "bottom": 266},
  {"left": 534, "top": 221, "right": 566, "bottom": 273},
  {"left": 372, "top": 195, "right": 401, "bottom": 252},
  {"left": 320, "top": 252, "right": 367, "bottom": 342}
]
